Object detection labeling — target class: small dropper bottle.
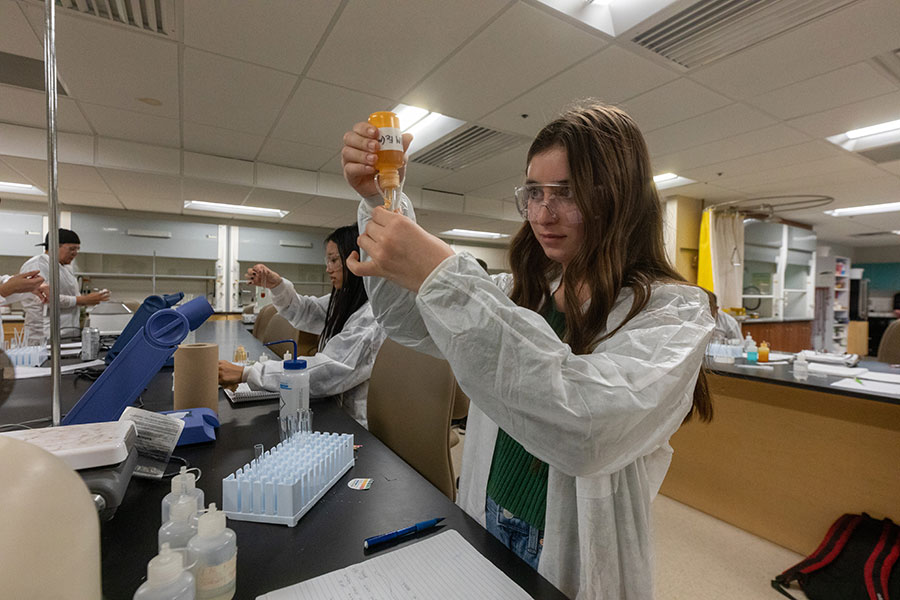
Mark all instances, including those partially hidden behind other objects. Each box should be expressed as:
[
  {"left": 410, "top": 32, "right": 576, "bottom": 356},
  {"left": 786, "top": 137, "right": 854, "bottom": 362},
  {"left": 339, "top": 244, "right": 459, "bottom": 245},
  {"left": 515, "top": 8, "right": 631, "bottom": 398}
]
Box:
[
  {"left": 159, "top": 492, "right": 199, "bottom": 552},
  {"left": 187, "top": 503, "right": 236, "bottom": 600},
  {"left": 367, "top": 111, "right": 405, "bottom": 212},
  {"left": 132, "top": 543, "right": 195, "bottom": 600},
  {"left": 161, "top": 467, "right": 204, "bottom": 523}
]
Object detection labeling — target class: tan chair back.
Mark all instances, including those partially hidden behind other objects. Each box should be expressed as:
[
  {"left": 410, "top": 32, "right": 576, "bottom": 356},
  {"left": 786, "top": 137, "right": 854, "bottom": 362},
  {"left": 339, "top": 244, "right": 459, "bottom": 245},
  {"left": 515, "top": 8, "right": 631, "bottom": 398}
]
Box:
[
  {"left": 877, "top": 320, "right": 900, "bottom": 364},
  {"left": 252, "top": 304, "right": 277, "bottom": 340},
  {"left": 297, "top": 330, "right": 320, "bottom": 357},
  {"left": 367, "top": 338, "right": 457, "bottom": 501},
  {"left": 261, "top": 313, "right": 299, "bottom": 358},
  {"left": 451, "top": 383, "right": 470, "bottom": 421}
]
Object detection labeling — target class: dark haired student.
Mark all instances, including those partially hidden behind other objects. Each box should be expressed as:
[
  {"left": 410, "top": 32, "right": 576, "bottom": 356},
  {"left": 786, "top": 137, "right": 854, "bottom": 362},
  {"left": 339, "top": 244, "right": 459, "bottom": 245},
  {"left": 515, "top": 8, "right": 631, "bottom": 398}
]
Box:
[{"left": 218, "top": 225, "right": 385, "bottom": 428}]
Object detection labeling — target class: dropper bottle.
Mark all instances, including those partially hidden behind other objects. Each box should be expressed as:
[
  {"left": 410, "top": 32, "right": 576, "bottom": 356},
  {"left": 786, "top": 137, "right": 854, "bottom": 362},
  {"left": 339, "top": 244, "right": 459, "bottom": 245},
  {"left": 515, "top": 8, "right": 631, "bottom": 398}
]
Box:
[
  {"left": 158, "top": 492, "right": 199, "bottom": 552},
  {"left": 161, "top": 466, "right": 204, "bottom": 523},
  {"left": 132, "top": 543, "right": 195, "bottom": 600},
  {"left": 187, "top": 503, "right": 236, "bottom": 600},
  {"left": 367, "top": 111, "right": 405, "bottom": 212}
]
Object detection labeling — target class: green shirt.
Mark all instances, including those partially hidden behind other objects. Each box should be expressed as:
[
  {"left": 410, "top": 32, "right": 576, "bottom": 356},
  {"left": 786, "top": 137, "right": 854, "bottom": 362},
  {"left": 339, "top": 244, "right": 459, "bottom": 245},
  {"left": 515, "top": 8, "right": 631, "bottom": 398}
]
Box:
[{"left": 485, "top": 297, "right": 565, "bottom": 530}]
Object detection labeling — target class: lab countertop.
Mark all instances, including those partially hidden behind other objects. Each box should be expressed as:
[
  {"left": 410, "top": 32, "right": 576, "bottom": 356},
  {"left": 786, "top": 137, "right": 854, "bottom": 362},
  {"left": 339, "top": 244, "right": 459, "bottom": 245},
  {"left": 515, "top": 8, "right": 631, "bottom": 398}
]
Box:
[{"left": 707, "top": 358, "right": 900, "bottom": 406}]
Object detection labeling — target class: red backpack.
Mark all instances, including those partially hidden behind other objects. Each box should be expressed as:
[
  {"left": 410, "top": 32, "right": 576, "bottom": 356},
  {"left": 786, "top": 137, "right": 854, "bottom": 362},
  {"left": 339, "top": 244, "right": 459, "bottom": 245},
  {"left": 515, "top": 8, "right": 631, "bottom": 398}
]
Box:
[{"left": 773, "top": 513, "right": 900, "bottom": 600}]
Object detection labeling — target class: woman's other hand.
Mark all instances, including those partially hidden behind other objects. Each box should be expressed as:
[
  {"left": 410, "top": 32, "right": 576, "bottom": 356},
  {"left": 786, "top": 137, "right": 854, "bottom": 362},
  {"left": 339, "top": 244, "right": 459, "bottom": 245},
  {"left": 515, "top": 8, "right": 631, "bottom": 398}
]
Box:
[
  {"left": 0, "top": 271, "right": 44, "bottom": 297},
  {"left": 341, "top": 122, "right": 412, "bottom": 198},
  {"left": 246, "top": 264, "right": 282, "bottom": 288},
  {"left": 218, "top": 360, "right": 244, "bottom": 386},
  {"left": 346, "top": 207, "right": 454, "bottom": 292}
]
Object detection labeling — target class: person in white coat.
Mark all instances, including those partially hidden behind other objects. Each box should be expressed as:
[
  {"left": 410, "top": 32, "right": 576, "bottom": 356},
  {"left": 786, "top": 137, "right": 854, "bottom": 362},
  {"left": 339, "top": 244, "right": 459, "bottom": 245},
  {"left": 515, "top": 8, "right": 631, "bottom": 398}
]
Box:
[
  {"left": 218, "top": 225, "right": 385, "bottom": 428},
  {"left": 341, "top": 102, "right": 716, "bottom": 599},
  {"left": 19, "top": 229, "right": 109, "bottom": 343}
]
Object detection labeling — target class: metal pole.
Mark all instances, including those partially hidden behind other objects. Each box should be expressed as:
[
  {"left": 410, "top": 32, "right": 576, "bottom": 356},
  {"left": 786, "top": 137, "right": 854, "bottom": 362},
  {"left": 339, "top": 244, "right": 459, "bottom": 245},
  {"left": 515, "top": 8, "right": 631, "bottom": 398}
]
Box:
[{"left": 44, "top": 0, "right": 62, "bottom": 426}]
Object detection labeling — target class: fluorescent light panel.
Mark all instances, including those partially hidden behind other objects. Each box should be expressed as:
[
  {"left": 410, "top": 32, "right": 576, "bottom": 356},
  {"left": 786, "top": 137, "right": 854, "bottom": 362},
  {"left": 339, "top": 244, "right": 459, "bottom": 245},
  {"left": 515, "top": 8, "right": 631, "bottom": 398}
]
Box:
[
  {"left": 0, "top": 181, "right": 44, "bottom": 196},
  {"left": 184, "top": 201, "right": 287, "bottom": 218},
  {"left": 390, "top": 104, "right": 466, "bottom": 156},
  {"left": 653, "top": 172, "right": 678, "bottom": 183},
  {"left": 846, "top": 118, "right": 900, "bottom": 140},
  {"left": 825, "top": 202, "right": 900, "bottom": 217},
  {"left": 440, "top": 228, "right": 509, "bottom": 240},
  {"left": 654, "top": 174, "right": 696, "bottom": 191}
]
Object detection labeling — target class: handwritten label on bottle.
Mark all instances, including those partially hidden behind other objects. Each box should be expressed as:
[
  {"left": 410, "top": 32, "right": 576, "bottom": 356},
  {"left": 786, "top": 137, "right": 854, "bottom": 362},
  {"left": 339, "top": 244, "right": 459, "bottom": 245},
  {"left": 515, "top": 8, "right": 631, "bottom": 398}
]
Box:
[
  {"left": 378, "top": 127, "right": 403, "bottom": 152},
  {"left": 196, "top": 554, "right": 236, "bottom": 591}
]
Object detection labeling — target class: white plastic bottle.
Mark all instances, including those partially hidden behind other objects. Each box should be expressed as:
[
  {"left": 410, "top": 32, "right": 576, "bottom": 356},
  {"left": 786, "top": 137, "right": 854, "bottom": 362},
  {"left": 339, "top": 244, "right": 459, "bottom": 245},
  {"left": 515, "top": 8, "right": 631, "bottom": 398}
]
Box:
[
  {"left": 793, "top": 355, "right": 809, "bottom": 381},
  {"left": 159, "top": 493, "right": 199, "bottom": 552},
  {"left": 162, "top": 467, "right": 204, "bottom": 523},
  {"left": 187, "top": 504, "right": 236, "bottom": 600},
  {"left": 133, "top": 543, "right": 195, "bottom": 600},
  {"left": 278, "top": 357, "right": 309, "bottom": 441},
  {"left": 743, "top": 332, "right": 755, "bottom": 352}
]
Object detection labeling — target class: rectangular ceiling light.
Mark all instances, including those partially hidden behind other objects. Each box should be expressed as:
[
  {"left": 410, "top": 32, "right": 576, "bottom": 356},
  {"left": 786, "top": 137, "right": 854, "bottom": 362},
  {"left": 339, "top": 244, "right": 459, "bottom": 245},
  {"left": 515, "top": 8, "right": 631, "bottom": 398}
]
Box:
[
  {"left": 654, "top": 173, "right": 696, "bottom": 190},
  {"left": 827, "top": 116, "right": 900, "bottom": 162},
  {"left": 390, "top": 104, "right": 466, "bottom": 156},
  {"left": 440, "top": 228, "right": 509, "bottom": 240},
  {"left": 184, "top": 201, "right": 287, "bottom": 218},
  {"left": 846, "top": 118, "right": 900, "bottom": 140},
  {"left": 0, "top": 181, "right": 44, "bottom": 196},
  {"left": 825, "top": 202, "right": 900, "bottom": 217}
]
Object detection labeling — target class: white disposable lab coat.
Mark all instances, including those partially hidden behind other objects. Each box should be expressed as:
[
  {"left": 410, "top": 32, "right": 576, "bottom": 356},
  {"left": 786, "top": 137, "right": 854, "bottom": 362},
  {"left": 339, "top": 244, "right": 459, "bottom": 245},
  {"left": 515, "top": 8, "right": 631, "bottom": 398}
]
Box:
[
  {"left": 714, "top": 309, "right": 743, "bottom": 342},
  {"left": 358, "top": 195, "right": 715, "bottom": 599},
  {"left": 242, "top": 278, "right": 385, "bottom": 428},
  {"left": 19, "top": 254, "right": 80, "bottom": 343}
]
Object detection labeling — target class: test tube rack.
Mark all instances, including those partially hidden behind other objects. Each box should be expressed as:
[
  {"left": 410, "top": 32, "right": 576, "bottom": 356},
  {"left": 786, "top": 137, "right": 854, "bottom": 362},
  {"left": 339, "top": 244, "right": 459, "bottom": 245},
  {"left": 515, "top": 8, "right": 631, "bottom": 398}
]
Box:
[
  {"left": 222, "top": 432, "right": 354, "bottom": 527},
  {"left": 3, "top": 345, "right": 48, "bottom": 367}
]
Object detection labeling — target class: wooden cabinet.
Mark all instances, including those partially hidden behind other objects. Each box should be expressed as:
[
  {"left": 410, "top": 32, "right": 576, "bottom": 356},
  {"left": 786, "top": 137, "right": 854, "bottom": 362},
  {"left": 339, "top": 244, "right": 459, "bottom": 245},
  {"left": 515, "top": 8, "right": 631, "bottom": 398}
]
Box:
[{"left": 740, "top": 320, "right": 812, "bottom": 353}]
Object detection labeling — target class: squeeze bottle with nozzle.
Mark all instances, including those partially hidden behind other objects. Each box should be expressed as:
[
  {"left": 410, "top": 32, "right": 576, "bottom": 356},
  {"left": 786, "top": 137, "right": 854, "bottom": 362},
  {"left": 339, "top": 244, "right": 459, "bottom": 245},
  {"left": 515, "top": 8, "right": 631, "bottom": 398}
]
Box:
[
  {"left": 161, "top": 467, "right": 204, "bottom": 523},
  {"left": 187, "top": 503, "right": 236, "bottom": 600},
  {"left": 367, "top": 111, "right": 405, "bottom": 212},
  {"left": 159, "top": 493, "right": 199, "bottom": 552},
  {"left": 133, "top": 543, "right": 195, "bottom": 600}
]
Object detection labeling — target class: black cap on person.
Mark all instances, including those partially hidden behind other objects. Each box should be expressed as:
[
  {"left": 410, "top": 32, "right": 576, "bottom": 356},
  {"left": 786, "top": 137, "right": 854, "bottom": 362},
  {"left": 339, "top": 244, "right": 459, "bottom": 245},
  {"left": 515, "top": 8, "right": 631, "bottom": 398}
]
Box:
[{"left": 38, "top": 228, "right": 81, "bottom": 247}]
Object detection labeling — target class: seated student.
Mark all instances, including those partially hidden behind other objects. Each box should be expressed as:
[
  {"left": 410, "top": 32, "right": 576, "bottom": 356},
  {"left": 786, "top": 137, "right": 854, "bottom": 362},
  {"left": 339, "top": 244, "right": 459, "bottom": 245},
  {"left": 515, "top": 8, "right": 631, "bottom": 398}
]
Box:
[
  {"left": 714, "top": 302, "right": 743, "bottom": 342},
  {"left": 218, "top": 225, "right": 385, "bottom": 428},
  {"left": 341, "top": 102, "right": 715, "bottom": 599}
]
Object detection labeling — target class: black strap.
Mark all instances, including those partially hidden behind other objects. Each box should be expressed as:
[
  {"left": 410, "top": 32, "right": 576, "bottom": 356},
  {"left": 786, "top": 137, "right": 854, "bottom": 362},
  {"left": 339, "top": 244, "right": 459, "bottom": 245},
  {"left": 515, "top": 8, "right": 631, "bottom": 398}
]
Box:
[{"left": 771, "top": 578, "right": 802, "bottom": 600}]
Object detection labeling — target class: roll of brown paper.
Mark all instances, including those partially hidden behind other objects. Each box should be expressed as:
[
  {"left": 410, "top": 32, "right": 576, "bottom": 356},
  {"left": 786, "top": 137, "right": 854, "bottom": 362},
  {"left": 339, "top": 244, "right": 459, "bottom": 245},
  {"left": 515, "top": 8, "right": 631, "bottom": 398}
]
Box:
[{"left": 173, "top": 342, "right": 219, "bottom": 412}]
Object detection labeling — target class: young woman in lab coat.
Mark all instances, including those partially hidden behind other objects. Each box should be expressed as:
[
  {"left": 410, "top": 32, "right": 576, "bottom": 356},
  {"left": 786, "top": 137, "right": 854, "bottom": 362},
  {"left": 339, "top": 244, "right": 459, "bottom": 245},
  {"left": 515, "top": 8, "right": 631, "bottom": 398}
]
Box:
[
  {"left": 341, "top": 102, "right": 716, "bottom": 599},
  {"left": 218, "top": 225, "right": 385, "bottom": 428}
]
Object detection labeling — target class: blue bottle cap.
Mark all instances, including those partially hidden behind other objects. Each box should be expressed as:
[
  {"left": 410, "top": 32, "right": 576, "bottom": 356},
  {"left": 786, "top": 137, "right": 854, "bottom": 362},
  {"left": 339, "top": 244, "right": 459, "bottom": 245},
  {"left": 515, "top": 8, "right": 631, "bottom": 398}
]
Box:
[{"left": 284, "top": 358, "right": 307, "bottom": 370}]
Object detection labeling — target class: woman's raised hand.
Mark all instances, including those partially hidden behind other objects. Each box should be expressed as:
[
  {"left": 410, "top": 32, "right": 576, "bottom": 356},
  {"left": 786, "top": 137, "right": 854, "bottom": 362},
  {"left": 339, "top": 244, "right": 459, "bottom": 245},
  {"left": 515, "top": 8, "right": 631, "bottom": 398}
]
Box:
[
  {"left": 341, "top": 122, "right": 413, "bottom": 198},
  {"left": 346, "top": 207, "right": 454, "bottom": 292},
  {"left": 246, "top": 264, "right": 282, "bottom": 288}
]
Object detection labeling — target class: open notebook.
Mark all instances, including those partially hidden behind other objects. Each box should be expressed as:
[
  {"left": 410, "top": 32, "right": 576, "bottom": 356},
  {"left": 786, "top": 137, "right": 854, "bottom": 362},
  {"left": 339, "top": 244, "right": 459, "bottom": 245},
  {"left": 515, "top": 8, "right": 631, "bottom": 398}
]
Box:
[
  {"left": 258, "top": 529, "right": 534, "bottom": 599},
  {"left": 224, "top": 382, "right": 279, "bottom": 404}
]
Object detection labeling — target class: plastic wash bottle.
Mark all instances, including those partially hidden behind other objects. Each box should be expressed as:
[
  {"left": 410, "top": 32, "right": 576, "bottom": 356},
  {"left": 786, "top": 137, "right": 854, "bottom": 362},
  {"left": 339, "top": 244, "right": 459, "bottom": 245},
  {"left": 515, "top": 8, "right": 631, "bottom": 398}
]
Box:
[{"left": 187, "top": 504, "right": 236, "bottom": 600}]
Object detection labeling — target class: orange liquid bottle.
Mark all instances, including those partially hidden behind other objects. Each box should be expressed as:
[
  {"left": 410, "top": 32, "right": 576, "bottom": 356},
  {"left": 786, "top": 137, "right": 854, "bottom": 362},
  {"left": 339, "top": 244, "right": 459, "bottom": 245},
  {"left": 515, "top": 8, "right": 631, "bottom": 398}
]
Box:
[
  {"left": 758, "top": 341, "right": 769, "bottom": 363},
  {"left": 367, "top": 111, "right": 404, "bottom": 210}
]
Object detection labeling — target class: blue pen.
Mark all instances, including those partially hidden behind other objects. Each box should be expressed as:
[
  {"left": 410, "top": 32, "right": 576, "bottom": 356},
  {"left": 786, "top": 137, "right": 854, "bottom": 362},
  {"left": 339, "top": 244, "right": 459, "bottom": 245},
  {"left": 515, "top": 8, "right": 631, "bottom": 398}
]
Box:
[{"left": 363, "top": 517, "right": 445, "bottom": 549}]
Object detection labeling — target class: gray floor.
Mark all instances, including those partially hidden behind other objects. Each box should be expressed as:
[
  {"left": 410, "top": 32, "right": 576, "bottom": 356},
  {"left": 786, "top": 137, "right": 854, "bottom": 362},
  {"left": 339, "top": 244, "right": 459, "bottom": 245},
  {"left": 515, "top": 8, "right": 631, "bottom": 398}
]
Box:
[{"left": 449, "top": 426, "right": 809, "bottom": 599}]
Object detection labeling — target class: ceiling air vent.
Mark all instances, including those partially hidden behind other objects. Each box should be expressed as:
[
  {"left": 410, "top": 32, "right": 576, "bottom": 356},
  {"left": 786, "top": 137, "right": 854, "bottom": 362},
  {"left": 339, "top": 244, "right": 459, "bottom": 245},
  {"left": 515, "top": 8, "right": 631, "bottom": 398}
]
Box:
[
  {"left": 56, "top": 0, "right": 175, "bottom": 36},
  {"left": 849, "top": 231, "right": 900, "bottom": 238},
  {"left": 631, "top": 0, "right": 862, "bottom": 69},
  {"left": 411, "top": 126, "right": 527, "bottom": 171},
  {"left": 0, "top": 51, "right": 67, "bottom": 95}
]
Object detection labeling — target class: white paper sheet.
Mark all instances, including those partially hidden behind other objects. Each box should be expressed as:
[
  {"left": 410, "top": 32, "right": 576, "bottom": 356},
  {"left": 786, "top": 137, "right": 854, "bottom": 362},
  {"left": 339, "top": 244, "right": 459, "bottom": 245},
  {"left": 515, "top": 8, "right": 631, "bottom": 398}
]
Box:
[
  {"left": 830, "top": 377, "right": 900, "bottom": 396},
  {"left": 257, "top": 529, "right": 534, "bottom": 600},
  {"left": 13, "top": 359, "right": 105, "bottom": 379},
  {"left": 858, "top": 371, "right": 900, "bottom": 384},
  {"left": 808, "top": 363, "right": 868, "bottom": 377}
]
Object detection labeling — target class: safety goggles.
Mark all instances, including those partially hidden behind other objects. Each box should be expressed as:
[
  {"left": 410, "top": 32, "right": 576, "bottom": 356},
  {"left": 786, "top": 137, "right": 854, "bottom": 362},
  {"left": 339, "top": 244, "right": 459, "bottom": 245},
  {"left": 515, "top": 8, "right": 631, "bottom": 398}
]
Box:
[{"left": 514, "top": 183, "right": 580, "bottom": 222}]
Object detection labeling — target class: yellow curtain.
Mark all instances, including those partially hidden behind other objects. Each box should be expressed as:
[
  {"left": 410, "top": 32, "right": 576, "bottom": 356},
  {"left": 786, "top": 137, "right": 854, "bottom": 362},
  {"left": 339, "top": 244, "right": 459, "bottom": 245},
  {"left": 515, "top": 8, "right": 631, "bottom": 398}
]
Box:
[{"left": 697, "top": 209, "right": 714, "bottom": 293}]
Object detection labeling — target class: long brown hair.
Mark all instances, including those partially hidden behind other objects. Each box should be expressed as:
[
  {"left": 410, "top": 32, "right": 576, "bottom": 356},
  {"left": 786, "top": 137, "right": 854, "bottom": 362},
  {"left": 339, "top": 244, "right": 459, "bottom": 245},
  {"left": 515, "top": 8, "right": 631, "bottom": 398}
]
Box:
[{"left": 508, "top": 101, "right": 712, "bottom": 422}]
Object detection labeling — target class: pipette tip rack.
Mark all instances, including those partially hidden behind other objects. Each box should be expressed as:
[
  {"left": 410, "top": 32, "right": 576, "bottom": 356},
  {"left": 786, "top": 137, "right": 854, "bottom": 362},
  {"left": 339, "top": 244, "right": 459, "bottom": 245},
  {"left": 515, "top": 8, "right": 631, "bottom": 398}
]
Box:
[{"left": 222, "top": 431, "right": 354, "bottom": 527}]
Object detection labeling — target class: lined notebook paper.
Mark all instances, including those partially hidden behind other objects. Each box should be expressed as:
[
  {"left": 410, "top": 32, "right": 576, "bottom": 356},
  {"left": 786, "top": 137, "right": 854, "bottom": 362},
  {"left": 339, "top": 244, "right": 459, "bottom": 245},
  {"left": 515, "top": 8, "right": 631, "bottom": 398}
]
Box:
[{"left": 257, "top": 529, "right": 534, "bottom": 600}]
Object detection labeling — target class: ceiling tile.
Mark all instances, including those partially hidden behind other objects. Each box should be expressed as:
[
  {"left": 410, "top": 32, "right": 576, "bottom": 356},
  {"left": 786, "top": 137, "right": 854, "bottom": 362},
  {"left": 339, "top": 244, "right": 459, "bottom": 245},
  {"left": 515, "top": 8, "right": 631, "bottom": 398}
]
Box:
[
  {"left": 119, "top": 196, "right": 184, "bottom": 214},
  {"left": 787, "top": 91, "right": 900, "bottom": 139},
  {"left": 243, "top": 188, "right": 314, "bottom": 212},
  {"left": 183, "top": 48, "right": 298, "bottom": 135},
  {"left": 97, "top": 168, "right": 182, "bottom": 201},
  {"left": 183, "top": 122, "right": 265, "bottom": 161},
  {"left": 271, "top": 78, "right": 390, "bottom": 148},
  {"left": 1, "top": 157, "right": 110, "bottom": 193},
  {"left": 295, "top": 196, "right": 359, "bottom": 218},
  {"left": 652, "top": 124, "right": 811, "bottom": 174},
  {"left": 58, "top": 190, "right": 124, "bottom": 209},
  {"left": 747, "top": 63, "right": 898, "bottom": 121},
  {"left": 21, "top": 5, "right": 180, "bottom": 118},
  {"left": 468, "top": 175, "right": 522, "bottom": 202},
  {"left": 404, "top": 2, "right": 605, "bottom": 122},
  {"left": 279, "top": 210, "right": 339, "bottom": 227},
  {"left": 423, "top": 142, "right": 530, "bottom": 195},
  {"left": 680, "top": 141, "right": 840, "bottom": 182},
  {"left": 81, "top": 102, "right": 179, "bottom": 146},
  {"left": 0, "top": 0, "right": 43, "bottom": 59},
  {"left": 687, "top": 0, "right": 900, "bottom": 98},
  {"left": 479, "top": 44, "right": 679, "bottom": 137},
  {"left": 307, "top": 0, "right": 509, "bottom": 98},
  {"left": 643, "top": 104, "right": 776, "bottom": 157},
  {"left": 0, "top": 85, "right": 93, "bottom": 134},
  {"left": 0, "top": 157, "right": 32, "bottom": 184},
  {"left": 182, "top": 178, "right": 252, "bottom": 205},
  {"left": 257, "top": 138, "right": 338, "bottom": 172},
  {"left": 183, "top": 1, "right": 340, "bottom": 74},
  {"left": 620, "top": 78, "right": 731, "bottom": 132},
  {"left": 879, "top": 159, "right": 900, "bottom": 176}
]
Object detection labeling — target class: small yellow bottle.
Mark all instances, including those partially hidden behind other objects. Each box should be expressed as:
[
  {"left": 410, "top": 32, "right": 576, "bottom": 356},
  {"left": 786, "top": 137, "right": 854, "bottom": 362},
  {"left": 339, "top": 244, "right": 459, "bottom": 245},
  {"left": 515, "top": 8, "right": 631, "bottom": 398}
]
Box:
[
  {"left": 367, "top": 111, "right": 404, "bottom": 211},
  {"left": 758, "top": 341, "right": 769, "bottom": 363}
]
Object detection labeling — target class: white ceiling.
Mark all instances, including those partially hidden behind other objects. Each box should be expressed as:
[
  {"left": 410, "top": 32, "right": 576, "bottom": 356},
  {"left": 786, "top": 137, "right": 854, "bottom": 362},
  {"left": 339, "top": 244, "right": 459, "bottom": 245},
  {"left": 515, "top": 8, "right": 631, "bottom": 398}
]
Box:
[{"left": 0, "top": 0, "right": 899, "bottom": 247}]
